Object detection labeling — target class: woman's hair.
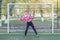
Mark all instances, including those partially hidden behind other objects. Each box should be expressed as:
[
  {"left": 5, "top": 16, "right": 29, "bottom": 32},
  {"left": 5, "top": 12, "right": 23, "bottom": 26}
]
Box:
[
  {"left": 24, "top": 10, "right": 31, "bottom": 15},
  {"left": 25, "top": 10, "right": 29, "bottom": 12}
]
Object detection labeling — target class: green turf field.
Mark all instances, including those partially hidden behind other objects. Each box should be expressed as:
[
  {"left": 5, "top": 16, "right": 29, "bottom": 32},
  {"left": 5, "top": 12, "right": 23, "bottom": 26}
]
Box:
[
  {"left": 0, "top": 32, "right": 60, "bottom": 40},
  {"left": 1, "top": 18, "right": 60, "bottom": 40}
]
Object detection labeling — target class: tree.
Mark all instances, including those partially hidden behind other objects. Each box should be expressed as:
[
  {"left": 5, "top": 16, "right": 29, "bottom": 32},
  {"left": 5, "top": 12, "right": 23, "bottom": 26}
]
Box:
[
  {"left": 0, "top": 0, "right": 2, "bottom": 26},
  {"left": 0, "top": 0, "right": 2, "bottom": 19}
]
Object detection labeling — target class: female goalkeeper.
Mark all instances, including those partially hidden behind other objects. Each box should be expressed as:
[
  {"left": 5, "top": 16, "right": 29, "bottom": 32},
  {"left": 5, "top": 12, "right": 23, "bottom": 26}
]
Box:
[{"left": 20, "top": 10, "right": 38, "bottom": 36}]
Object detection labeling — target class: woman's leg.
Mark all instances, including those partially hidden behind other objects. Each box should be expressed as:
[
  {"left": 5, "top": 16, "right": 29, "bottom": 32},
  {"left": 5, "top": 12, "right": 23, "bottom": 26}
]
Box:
[
  {"left": 25, "top": 22, "right": 29, "bottom": 36},
  {"left": 30, "top": 21, "right": 37, "bottom": 35}
]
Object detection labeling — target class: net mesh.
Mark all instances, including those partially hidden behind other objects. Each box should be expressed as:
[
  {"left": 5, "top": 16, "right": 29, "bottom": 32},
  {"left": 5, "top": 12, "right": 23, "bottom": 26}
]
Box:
[{"left": 7, "top": 3, "right": 53, "bottom": 33}]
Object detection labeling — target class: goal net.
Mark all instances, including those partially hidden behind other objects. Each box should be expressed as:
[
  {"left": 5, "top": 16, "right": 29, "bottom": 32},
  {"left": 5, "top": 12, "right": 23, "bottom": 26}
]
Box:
[{"left": 7, "top": 3, "right": 54, "bottom": 33}]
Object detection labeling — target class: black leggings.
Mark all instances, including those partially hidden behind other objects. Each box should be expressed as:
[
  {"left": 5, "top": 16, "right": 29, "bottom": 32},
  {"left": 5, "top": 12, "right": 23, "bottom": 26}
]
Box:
[{"left": 25, "top": 21, "right": 37, "bottom": 36}]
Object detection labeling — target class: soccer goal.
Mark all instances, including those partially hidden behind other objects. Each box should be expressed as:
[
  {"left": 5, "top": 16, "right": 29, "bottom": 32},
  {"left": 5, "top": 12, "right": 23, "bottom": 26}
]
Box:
[{"left": 7, "top": 3, "right": 54, "bottom": 34}]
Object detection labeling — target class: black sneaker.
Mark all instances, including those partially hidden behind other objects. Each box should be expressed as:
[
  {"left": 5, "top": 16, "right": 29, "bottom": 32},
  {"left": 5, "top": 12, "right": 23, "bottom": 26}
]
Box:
[
  {"left": 24, "top": 36, "right": 26, "bottom": 40},
  {"left": 36, "top": 35, "right": 39, "bottom": 37},
  {"left": 36, "top": 35, "right": 39, "bottom": 40}
]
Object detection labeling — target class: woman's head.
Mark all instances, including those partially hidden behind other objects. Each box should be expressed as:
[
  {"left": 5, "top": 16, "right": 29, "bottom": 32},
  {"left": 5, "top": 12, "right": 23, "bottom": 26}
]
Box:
[{"left": 24, "top": 10, "right": 29, "bottom": 15}]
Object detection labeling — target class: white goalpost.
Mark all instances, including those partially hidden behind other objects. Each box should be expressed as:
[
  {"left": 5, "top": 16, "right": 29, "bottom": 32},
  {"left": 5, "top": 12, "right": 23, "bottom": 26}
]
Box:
[
  {"left": 0, "top": 19, "right": 2, "bottom": 26},
  {"left": 7, "top": 3, "right": 54, "bottom": 34}
]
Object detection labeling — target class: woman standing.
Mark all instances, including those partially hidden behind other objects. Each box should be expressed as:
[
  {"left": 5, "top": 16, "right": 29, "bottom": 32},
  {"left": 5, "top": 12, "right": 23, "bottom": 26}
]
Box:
[{"left": 20, "top": 10, "right": 38, "bottom": 37}]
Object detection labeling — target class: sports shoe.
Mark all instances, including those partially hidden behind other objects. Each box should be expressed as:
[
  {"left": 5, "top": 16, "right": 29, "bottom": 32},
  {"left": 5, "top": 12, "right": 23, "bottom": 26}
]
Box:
[
  {"left": 24, "top": 36, "right": 26, "bottom": 40},
  {"left": 36, "top": 35, "right": 39, "bottom": 37},
  {"left": 36, "top": 35, "right": 39, "bottom": 40}
]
